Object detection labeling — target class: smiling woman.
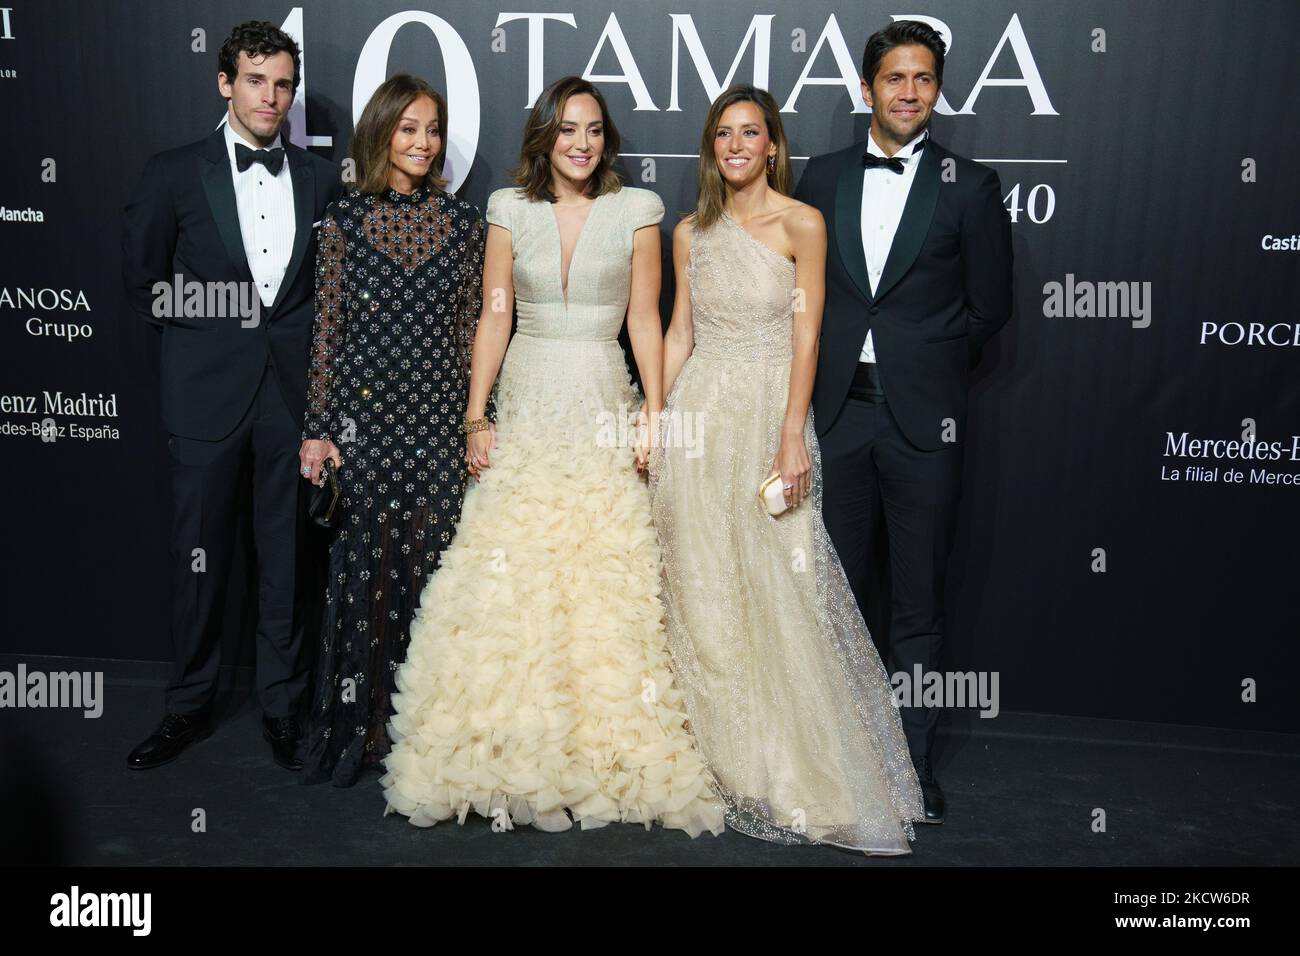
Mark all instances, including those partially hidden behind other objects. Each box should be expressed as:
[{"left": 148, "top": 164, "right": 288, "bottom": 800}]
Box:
[
  {"left": 648, "top": 82, "right": 924, "bottom": 854},
  {"left": 378, "top": 76, "right": 726, "bottom": 838},
  {"left": 692, "top": 84, "right": 792, "bottom": 231},
  {"left": 347, "top": 75, "right": 450, "bottom": 195},
  {"left": 295, "top": 74, "right": 486, "bottom": 787},
  {"left": 512, "top": 75, "right": 624, "bottom": 203}
]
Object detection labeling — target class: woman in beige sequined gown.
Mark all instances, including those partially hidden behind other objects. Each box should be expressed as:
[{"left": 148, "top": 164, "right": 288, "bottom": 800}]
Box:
[
  {"left": 381, "top": 78, "right": 724, "bottom": 837},
  {"left": 649, "top": 86, "right": 923, "bottom": 853}
]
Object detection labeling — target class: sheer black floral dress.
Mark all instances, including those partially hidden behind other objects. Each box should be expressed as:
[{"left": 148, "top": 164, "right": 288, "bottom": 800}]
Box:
[{"left": 298, "top": 183, "right": 484, "bottom": 786}]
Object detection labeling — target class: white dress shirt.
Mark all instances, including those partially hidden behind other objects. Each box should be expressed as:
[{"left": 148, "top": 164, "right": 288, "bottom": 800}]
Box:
[
  {"left": 224, "top": 123, "right": 296, "bottom": 308},
  {"left": 858, "top": 127, "right": 928, "bottom": 363}
]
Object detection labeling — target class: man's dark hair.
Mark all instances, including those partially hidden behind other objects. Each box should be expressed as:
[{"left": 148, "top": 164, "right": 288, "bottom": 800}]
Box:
[
  {"left": 861, "top": 20, "right": 946, "bottom": 87},
  {"left": 218, "top": 20, "right": 301, "bottom": 91}
]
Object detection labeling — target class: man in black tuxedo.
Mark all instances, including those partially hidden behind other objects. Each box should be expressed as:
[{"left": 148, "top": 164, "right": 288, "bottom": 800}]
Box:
[
  {"left": 121, "top": 21, "right": 342, "bottom": 770},
  {"left": 794, "top": 20, "right": 1013, "bottom": 822}
]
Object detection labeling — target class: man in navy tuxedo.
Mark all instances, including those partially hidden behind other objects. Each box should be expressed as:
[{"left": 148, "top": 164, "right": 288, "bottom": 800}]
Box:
[
  {"left": 121, "top": 21, "right": 342, "bottom": 770},
  {"left": 794, "top": 20, "right": 1013, "bottom": 823}
]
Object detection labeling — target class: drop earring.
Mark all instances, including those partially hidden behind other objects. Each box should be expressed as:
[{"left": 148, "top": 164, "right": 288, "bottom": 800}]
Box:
[{"left": 766, "top": 154, "right": 775, "bottom": 174}]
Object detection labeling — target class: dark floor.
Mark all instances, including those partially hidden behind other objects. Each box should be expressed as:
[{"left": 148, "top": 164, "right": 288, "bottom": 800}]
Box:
[{"left": 3, "top": 654, "right": 1297, "bottom": 866}]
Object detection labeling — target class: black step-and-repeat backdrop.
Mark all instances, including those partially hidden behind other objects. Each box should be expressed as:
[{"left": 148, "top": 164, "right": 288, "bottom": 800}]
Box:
[{"left": 1, "top": 2, "right": 1297, "bottom": 732}]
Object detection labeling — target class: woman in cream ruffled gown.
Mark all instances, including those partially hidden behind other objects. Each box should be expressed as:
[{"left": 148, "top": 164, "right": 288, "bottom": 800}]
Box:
[
  {"left": 380, "top": 77, "right": 724, "bottom": 836},
  {"left": 648, "top": 86, "right": 923, "bottom": 853}
]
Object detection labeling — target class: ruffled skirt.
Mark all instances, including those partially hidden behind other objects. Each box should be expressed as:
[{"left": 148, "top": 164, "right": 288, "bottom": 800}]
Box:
[{"left": 380, "top": 334, "right": 725, "bottom": 837}]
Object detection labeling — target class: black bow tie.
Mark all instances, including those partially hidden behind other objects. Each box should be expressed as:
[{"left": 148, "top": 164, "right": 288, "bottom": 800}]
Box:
[
  {"left": 861, "top": 152, "right": 906, "bottom": 173},
  {"left": 235, "top": 143, "right": 285, "bottom": 175}
]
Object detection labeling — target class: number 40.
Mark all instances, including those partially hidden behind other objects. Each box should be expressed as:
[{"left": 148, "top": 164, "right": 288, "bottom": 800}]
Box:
[{"left": 1003, "top": 183, "right": 1055, "bottom": 224}]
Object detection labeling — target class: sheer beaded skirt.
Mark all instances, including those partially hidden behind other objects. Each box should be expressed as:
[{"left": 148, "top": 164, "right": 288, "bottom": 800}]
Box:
[
  {"left": 298, "top": 186, "right": 483, "bottom": 787},
  {"left": 648, "top": 214, "right": 924, "bottom": 853}
]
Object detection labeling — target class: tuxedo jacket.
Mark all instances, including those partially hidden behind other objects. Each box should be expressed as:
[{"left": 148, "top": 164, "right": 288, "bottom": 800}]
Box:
[
  {"left": 122, "top": 128, "right": 343, "bottom": 441},
  {"left": 794, "top": 136, "right": 1013, "bottom": 451}
]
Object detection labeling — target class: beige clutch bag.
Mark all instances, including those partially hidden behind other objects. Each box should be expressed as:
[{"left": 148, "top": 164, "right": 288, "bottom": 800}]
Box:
[{"left": 758, "top": 472, "right": 789, "bottom": 517}]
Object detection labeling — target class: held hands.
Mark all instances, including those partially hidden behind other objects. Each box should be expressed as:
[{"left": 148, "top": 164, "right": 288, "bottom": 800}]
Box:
[
  {"left": 466, "top": 423, "right": 496, "bottom": 480},
  {"left": 299, "top": 439, "right": 342, "bottom": 486},
  {"left": 770, "top": 433, "right": 811, "bottom": 510},
  {"left": 633, "top": 401, "right": 657, "bottom": 476}
]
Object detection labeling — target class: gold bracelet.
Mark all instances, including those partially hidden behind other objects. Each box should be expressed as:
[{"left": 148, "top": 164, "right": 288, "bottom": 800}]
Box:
[{"left": 464, "top": 416, "right": 490, "bottom": 435}]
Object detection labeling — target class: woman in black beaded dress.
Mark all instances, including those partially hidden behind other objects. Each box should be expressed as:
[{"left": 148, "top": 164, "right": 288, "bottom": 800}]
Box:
[{"left": 295, "top": 75, "right": 484, "bottom": 786}]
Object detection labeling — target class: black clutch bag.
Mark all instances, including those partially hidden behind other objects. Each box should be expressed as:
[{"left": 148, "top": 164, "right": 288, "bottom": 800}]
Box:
[{"left": 308, "top": 459, "right": 342, "bottom": 528}]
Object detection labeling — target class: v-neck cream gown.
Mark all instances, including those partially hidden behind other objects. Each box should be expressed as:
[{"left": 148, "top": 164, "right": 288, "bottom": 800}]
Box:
[{"left": 381, "top": 186, "right": 725, "bottom": 837}]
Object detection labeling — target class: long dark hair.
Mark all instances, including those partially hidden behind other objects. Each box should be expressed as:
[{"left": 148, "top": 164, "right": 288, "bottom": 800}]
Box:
[
  {"left": 512, "top": 76, "right": 623, "bottom": 203},
  {"left": 351, "top": 74, "right": 449, "bottom": 194},
  {"left": 694, "top": 85, "right": 792, "bottom": 231}
]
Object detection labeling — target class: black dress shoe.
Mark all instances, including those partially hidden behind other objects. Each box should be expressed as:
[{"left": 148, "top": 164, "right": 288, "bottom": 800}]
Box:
[
  {"left": 912, "top": 756, "right": 946, "bottom": 824},
  {"left": 127, "top": 713, "right": 213, "bottom": 770},
  {"left": 263, "top": 715, "right": 303, "bottom": 771}
]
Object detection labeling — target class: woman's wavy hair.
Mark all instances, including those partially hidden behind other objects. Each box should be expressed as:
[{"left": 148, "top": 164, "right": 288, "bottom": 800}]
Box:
[
  {"left": 513, "top": 76, "right": 623, "bottom": 203},
  {"left": 351, "top": 74, "right": 449, "bottom": 194}
]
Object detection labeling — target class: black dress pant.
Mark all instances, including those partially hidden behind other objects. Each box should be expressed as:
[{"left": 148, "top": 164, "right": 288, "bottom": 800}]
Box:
[
  {"left": 818, "top": 362, "right": 962, "bottom": 762},
  {"left": 164, "top": 361, "right": 308, "bottom": 719}
]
